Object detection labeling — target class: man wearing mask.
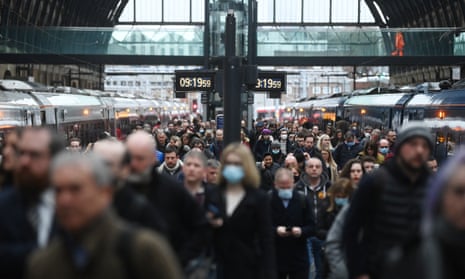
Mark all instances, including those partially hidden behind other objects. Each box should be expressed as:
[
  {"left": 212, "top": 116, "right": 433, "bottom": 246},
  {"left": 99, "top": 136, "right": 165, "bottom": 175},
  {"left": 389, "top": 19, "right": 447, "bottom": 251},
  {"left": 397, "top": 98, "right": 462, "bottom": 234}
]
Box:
[
  {"left": 125, "top": 131, "right": 208, "bottom": 268},
  {"left": 270, "top": 168, "right": 315, "bottom": 279},
  {"left": 271, "top": 141, "right": 285, "bottom": 165},
  {"left": 0, "top": 127, "right": 65, "bottom": 278},
  {"left": 343, "top": 125, "right": 433, "bottom": 279},
  {"left": 332, "top": 131, "right": 363, "bottom": 171},
  {"left": 378, "top": 139, "right": 390, "bottom": 163}
]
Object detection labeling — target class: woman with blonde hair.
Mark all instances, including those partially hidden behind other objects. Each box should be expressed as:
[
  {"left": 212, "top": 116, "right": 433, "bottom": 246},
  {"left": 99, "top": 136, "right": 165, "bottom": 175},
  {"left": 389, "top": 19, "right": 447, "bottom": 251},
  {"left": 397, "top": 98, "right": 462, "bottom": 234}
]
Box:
[
  {"left": 317, "top": 134, "right": 334, "bottom": 151},
  {"left": 321, "top": 147, "right": 339, "bottom": 184},
  {"left": 205, "top": 143, "right": 276, "bottom": 279}
]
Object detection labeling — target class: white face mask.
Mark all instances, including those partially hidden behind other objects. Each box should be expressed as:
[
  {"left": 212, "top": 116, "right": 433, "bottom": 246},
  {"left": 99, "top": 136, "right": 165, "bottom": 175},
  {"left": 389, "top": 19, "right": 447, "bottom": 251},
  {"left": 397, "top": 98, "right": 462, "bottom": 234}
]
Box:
[{"left": 281, "top": 135, "right": 288, "bottom": 140}]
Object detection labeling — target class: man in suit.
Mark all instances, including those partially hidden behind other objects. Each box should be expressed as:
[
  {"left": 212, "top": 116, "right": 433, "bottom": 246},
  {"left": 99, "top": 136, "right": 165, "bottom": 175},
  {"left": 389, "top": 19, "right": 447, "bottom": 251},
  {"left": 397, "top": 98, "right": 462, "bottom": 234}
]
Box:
[
  {"left": 0, "top": 127, "right": 65, "bottom": 278},
  {"left": 271, "top": 168, "right": 315, "bottom": 279}
]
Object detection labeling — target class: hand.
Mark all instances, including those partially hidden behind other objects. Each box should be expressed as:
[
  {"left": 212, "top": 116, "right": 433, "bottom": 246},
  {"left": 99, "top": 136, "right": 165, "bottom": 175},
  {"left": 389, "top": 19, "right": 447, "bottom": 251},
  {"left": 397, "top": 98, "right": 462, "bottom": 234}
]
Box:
[
  {"left": 303, "top": 152, "right": 310, "bottom": 160},
  {"left": 291, "top": 227, "right": 302, "bottom": 237},
  {"left": 261, "top": 161, "right": 266, "bottom": 169},
  {"left": 206, "top": 212, "right": 223, "bottom": 228},
  {"left": 277, "top": 226, "right": 290, "bottom": 237}
]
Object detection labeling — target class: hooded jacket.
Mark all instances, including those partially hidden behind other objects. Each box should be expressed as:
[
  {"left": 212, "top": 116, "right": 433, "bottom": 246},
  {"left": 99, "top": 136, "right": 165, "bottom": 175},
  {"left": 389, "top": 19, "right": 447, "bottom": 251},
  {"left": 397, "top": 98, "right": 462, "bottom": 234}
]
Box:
[{"left": 295, "top": 172, "right": 331, "bottom": 240}]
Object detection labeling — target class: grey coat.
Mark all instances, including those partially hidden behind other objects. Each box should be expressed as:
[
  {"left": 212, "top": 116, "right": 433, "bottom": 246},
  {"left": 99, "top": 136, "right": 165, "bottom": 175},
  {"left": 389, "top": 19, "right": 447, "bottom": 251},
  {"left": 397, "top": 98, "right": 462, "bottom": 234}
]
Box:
[{"left": 325, "top": 205, "right": 349, "bottom": 279}]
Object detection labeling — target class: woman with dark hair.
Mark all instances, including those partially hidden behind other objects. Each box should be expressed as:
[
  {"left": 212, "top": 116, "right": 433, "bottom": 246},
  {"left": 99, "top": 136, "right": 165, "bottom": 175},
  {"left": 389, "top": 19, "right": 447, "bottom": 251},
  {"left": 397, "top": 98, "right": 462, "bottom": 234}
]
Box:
[
  {"left": 339, "top": 159, "right": 365, "bottom": 187},
  {"left": 384, "top": 149, "right": 465, "bottom": 279},
  {"left": 205, "top": 143, "right": 276, "bottom": 279},
  {"left": 358, "top": 140, "right": 384, "bottom": 165}
]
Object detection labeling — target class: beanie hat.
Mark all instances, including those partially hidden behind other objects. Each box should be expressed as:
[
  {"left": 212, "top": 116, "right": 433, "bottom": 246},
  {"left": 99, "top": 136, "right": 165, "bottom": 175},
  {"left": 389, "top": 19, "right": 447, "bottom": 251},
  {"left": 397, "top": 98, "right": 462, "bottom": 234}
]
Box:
[
  {"left": 271, "top": 141, "right": 280, "bottom": 148},
  {"left": 394, "top": 125, "right": 434, "bottom": 155}
]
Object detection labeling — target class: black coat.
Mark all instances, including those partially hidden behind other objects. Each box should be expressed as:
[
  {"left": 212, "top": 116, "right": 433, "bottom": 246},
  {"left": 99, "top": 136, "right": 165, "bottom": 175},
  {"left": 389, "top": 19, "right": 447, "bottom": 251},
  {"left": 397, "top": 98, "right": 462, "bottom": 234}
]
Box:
[
  {"left": 270, "top": 189, "right": 315, "bottom": 272},
  {"left": 112, "top": 185, "right": 167, "bottom": 235},
  {"left": 129, "top": 170, "right": 209, "bottom": 267},
  {"left": 0, "top": 188, "right": 55, "bottom": 279},
  {"left": 206, "top": 186, "right": 277, "bottom": 279},
  {"left": 343, "top": 160, "right": 430, "bottom": 279}
]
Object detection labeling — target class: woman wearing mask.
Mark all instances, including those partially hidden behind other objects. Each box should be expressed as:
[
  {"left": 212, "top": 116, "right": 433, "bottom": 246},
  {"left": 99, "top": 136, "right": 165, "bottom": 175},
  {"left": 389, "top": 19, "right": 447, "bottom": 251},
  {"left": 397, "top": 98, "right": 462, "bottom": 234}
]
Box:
[
  {"left": 339, "top": 159, "right": 365, "bottom": 187},
  {"left": 324, "top": 178, "right": 356, "bottom": 279},
  {"left": 320, "top": 147, "right": 338, "bottom": 184},
  {"left": 205, "top": 143, "right": 276, "bottom": 279}
]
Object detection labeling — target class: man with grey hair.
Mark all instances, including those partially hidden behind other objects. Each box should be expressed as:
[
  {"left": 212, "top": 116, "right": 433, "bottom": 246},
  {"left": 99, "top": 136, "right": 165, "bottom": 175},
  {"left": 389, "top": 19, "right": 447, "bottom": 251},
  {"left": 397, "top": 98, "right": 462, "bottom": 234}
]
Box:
[
  {"left": 205, "top": 159, "right": 220, "bottom": 185},
  {"left": 93, "top": 139, "right": 166, "bottom": 234},
  {"left": 125, "top": 131, "right": 208, "bottom": 268},
  {"left": 270, "top": 168, "right": 315, "bottom": 279},
  {"left": 26, "top": 152, "right": 182, "bottom": 279}
]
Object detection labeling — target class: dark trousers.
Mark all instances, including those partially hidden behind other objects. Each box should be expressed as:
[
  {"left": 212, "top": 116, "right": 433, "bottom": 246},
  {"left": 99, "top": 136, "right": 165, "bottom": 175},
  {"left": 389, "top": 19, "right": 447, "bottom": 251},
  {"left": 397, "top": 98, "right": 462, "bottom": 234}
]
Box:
[
  {"left": 309, "top": 237, "right": 324, "bottom": 279},
  {"left": 278, "top": 268, "right": 309, "bottom": 279}
]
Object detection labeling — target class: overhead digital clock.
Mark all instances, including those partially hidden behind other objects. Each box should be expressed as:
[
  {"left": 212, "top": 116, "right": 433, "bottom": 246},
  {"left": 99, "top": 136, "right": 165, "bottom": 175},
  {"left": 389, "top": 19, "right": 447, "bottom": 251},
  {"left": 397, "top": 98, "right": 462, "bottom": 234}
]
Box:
[
  {"left": 175, "top": 71, "right": 215, "bottom": 92},
  {"left": 253, "top": 71, "right": 286, "bottom": 92}
]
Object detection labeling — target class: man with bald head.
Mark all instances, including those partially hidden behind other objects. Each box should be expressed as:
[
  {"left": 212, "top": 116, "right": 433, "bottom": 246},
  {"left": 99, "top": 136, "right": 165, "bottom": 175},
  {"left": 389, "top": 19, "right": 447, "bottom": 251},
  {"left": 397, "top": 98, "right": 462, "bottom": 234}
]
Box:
[
  {"left": 93, "top": 139, "right": 166, "bottom": 234},
  {"left": 125, "top": 131, "right": 208, "bottom": 269}
]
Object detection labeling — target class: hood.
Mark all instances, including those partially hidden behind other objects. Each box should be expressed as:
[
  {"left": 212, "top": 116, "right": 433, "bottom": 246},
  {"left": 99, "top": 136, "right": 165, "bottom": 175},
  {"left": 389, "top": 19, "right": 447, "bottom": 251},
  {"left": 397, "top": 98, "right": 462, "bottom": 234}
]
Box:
[{"left": 298, "top": 171, "right": 329, "bottom": 190}]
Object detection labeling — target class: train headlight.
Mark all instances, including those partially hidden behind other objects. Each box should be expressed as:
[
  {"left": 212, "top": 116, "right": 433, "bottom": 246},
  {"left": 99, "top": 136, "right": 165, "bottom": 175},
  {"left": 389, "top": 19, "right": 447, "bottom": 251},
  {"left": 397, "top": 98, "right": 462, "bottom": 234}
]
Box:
[
  {"left": 438, "top": 111, "right": 446, "bottom": 119},
  {"left": 83, "top": 109, "right": 89, "bottom": 116},
  {"left": 361, "top": 109, "right": 367, "bottom": 115},
  {"left": 299, "top": 108, "right": 304, "bottom": 112}
]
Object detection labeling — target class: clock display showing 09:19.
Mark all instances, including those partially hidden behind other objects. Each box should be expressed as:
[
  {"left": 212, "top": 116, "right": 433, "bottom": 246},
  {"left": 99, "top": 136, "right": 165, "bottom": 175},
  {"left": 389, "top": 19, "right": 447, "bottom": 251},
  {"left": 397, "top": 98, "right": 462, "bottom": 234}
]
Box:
[{"left": 178, "top": 77, "right": 212, "bottom": 89}]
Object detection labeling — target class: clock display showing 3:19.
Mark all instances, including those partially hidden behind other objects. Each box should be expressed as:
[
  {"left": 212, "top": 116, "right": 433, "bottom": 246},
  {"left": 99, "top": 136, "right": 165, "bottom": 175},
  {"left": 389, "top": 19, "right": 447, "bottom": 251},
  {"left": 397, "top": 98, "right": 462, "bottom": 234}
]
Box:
[{"left": 256, "top": 78, "right": 282, "bottom": 90}]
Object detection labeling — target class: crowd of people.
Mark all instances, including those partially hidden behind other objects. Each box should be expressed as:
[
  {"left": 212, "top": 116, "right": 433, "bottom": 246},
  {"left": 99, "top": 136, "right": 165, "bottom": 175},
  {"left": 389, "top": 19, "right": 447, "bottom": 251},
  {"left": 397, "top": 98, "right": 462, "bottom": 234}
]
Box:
[{"left": 0, "top": 116, "right": 462, "bottom": 279}]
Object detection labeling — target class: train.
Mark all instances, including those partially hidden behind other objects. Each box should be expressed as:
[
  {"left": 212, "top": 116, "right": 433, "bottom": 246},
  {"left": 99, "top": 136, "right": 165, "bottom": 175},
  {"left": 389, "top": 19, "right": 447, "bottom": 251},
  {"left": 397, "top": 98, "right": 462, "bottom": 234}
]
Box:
[
  {"left": 0, "top": 79, "right": 190, "bottom": 145},
  {"left": 286, "top": 86, "right": 465, "bottom": 159}
]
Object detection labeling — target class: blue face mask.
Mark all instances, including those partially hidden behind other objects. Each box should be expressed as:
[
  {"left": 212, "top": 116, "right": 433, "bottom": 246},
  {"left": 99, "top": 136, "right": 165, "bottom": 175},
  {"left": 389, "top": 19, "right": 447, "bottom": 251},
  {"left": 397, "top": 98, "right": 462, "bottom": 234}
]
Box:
[
  {"left": 272, "top": 149, "right": 280, "bottom": 154},
  {"left": 346, "top": 141, "right": 355, "bottom": 147},
  {"left": 278, "top": 189, "right": 293, "bottom": 200},
  {"left": 380, "top": 147, "right": 389, "bottom": 155},
  {"left": 222, "top": 165, "right": 244, "bottom": 184},
  {"left": 335, "top": 197, "right": 349, "bottom": 207}
]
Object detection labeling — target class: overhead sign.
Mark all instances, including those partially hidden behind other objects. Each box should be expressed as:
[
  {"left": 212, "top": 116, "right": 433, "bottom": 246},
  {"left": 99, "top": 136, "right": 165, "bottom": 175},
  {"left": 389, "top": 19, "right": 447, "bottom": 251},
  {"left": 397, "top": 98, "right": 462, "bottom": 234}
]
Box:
[
  {"left": 253, "top": 71, "right": 286, "bottom": 92},
  {"left": 175, "top": 71, "right": 215, "bottom": 92}
]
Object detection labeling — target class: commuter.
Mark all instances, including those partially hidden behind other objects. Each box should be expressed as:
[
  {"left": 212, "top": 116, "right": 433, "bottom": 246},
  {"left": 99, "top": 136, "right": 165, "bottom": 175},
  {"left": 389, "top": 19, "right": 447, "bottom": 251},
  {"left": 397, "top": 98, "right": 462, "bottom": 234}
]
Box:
[
  {"left": 427, "top": 155, "right": 438, "bottom": 173},
  {"left": 332, "top": 131, "right": 363, "bottom": 171},
  {"left": 253, "top": 128, "right": 273, "bottom": 162},
  {"left": 259, "top": 152, "right": 281, "bottom": 191},
  {"left": 343, "top": 125, "right": 433, "bottom": 279},
  {"left": 205, "top": 159, "right": 220, "bottom": 185},
  {"left": 312, "top": 125, "right": 320, "bottom": 139},
  {"left": 156, "top": 131, "right": 169, "bottom": 153},
  {"left": 358, "top": 140, "right": 384, "bottom": 165},
  {"left": 125, "top": 131, "right": 208, "bottom": 268},
  {"left": 210, "top": 129, "right": 224, "bottom": 160},
  {"left": 323, "top": 177, "right": 354, "bottom": 238},
  {"left": 320, "top": 147, "right": 339, "bottom": 184},
  {"left": 331, "top": 129, "right": 344, "bottom": 148},
  {"left": 0, "top": 128, "right": 20, "bottom": 190},
  {"left": 317, "top": 134, "right": 334, "bottom": 152},
  {"left": 0, "top": 127, "right": 65, "bottom": 278},
  {"left": 277, "top": 128, "right": 291, "bottom": 155},
  {"left": 325, "top": 178, "right": 356, "bottom": 279},
  {"left": 301, "top": 134, "right": 323, "bottom": 160},
  {"left": 157, "top": 145, "right": 183, "bottom": 179},
  {"left": 386, "top": 129, "right": 397, "bottom": 150},
  {"left": 26, "top": 152, "right": 182, "bottom": 279},
  {"left": 284, "top": 154, "right": 299, "bottom": 170},
  {"left": 270, "top": 168, "right": 315, "bottom": 279},
  {"left": 182, "top": 149, "right": 213, "bottom": 207},
  {"left": 240, "top": 129, "right": 251, "bottom": 148},
  {"left": 205, "top": 143, "right": 276, "bottom": 279},
  {"left": 339, "top": 158, "right": 365, "bottom": 187},
  {"left": 93, "top": 139, "right": 166, "bottom": 234},
  {"left": 361, "top": 156, "right": 377, "bottom": 173},
  {"left": 295, "top": 157, "right": 331, "bottom": 279},
  {"left": 384, "top": 149, "right": 465, "bottom": 279},
  {"left": 378, "top": 138, "right": 391, "bottom": 162},
  {"left": 67, "top": 137, "right": 82, "bottom": 152},
  {"left": 271, "top": 140, "right": 286, "bottom": 165}
]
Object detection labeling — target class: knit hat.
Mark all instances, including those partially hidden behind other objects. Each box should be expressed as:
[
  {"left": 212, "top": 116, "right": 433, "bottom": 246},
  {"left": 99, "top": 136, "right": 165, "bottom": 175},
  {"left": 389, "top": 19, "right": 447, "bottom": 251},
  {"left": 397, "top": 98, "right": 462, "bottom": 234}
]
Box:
[{"left": 394, "top": 125, "right": 434, "bottom": 154}]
